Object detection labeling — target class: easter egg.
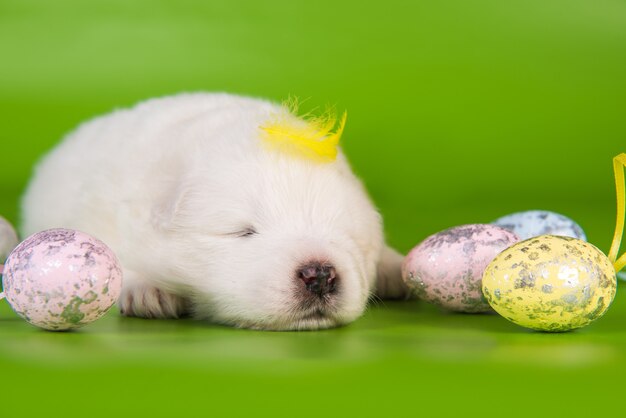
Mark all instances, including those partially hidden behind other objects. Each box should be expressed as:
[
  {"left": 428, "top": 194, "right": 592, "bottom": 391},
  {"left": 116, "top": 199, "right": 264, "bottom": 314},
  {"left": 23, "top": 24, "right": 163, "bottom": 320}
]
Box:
[
  {"left": 2, "top": 228, "right": 123, "bottom": 330},
  {"left": 493, "top": 210, "right": 586, "bottom": 241},
  {"left": 0, "top": 215, "right": 19, "bottom": 263},
  {"left": 402, "top": 224, "right": 520, "bottom": 312},
  {"left": 482, "top": 235, "right": 616, "bottom": 332}
]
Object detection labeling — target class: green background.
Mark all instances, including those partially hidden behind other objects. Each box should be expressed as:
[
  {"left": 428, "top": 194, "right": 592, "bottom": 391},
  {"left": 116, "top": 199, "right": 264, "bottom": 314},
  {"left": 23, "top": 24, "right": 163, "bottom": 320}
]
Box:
[{"left": 1, "top": 0, "right": 626, "bottom": 416}]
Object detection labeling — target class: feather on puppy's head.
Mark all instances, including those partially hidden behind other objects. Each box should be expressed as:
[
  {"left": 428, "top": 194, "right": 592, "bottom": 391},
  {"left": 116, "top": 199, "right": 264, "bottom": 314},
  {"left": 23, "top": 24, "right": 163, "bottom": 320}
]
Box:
[{"left": 260, "top": 97, "right": 346, "bottom": 163}]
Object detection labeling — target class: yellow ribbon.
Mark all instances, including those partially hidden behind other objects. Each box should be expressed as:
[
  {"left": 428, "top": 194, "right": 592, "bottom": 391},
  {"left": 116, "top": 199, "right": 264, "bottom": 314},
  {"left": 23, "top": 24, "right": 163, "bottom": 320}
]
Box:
[{"left": 608, "top": 153, "right": 626, "bottom": 272}]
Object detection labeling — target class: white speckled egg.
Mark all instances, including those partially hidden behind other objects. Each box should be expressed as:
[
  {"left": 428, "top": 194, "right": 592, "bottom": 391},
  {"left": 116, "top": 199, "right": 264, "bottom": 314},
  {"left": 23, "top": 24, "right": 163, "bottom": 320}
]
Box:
[
  {"left": 402, "top": 224, "right": 520, "bottom": 312},
  {"left": 1, "top": 229, "right": 123, "bottom": 330},
  {"left": 0, "top": 215, "right": 19, "bottom": 263},
  {"left": 483, "top": 235, "right": 616, "bottom": 332},
  {"left": 493, "top": 210, "right": 586, "bottom": 241}
]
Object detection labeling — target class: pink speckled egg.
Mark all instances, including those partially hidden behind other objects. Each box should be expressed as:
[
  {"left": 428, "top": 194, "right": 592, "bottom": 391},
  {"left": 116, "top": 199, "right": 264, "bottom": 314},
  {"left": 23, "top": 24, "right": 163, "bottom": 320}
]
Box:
[
  {"left": 402, "top": 224, "right": 519, "bottom": 312},
  {"left": 1, "top": 229, "right": 122, "bottom": 330}
]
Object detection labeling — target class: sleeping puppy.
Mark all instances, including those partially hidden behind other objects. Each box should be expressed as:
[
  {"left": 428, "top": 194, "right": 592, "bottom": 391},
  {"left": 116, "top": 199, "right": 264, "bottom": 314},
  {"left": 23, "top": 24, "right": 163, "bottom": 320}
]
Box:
[{"left": 21, "top": 93, "right": 408, "bottom": 330}]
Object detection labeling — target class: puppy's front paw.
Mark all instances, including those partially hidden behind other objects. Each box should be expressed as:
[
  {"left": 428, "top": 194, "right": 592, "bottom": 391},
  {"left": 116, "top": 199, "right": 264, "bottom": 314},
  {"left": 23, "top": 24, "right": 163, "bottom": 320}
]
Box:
[
  {"left": 376, "top": 245, "right": 411, "bottom": 300},
  {"left": 119, "top": 283, "right": 188, "bottom": 319}
]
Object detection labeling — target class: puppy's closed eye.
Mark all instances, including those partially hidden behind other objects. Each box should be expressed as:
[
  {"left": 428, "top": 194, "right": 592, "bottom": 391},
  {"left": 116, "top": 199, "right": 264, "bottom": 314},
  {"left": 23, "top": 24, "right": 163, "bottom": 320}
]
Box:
[{"left": 235, "top": 226, "right": 257, "bottom": 238}]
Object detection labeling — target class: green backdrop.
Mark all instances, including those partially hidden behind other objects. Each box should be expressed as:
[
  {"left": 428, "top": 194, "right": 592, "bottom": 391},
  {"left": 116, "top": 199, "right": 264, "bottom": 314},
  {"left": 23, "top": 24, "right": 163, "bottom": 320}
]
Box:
[{"left": 1, "top": 0, "right": 626, "bottom": 417}]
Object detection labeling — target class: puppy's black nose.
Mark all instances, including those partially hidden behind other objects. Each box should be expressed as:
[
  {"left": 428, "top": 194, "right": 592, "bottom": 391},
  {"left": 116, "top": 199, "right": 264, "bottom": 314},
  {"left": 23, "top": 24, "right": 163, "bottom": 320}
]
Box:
[{"left": 298, "top": 263, "right": 337, "bottom": 296}]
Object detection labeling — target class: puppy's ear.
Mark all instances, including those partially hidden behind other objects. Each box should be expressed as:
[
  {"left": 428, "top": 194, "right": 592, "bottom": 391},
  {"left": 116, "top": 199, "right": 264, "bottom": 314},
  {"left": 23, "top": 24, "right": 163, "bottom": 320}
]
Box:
[
  {"left": 375, "top": 245, "right": 411, "bottom": 299},
  {"left": 151, "top": 180, "right": 193, "bottom": 231}
]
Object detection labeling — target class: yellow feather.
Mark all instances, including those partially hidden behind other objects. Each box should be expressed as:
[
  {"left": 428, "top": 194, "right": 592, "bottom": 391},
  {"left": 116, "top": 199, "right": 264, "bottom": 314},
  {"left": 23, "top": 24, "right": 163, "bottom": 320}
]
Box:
[{"left": 260, "top": 98, "right": 347, "bottom": 163}]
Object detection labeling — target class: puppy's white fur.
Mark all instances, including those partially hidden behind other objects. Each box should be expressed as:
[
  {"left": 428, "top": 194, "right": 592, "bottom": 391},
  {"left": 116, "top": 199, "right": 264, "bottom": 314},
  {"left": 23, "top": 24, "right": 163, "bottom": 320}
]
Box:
[{"left": 21, "top": 93, "right": 407, "bottom": 330}]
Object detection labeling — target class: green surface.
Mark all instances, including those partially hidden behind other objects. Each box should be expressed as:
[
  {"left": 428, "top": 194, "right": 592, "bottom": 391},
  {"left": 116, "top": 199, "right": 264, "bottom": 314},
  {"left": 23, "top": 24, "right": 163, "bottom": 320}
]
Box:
[{"left": 1, "top": 0, "right": 626, "bottom": 416}]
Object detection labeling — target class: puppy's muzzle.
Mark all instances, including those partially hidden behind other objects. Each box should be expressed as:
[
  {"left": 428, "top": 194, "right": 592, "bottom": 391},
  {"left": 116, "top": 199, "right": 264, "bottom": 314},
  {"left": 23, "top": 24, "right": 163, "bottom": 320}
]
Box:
[{"left": 297, "top": 262, "right": 337, "bottom": 296}]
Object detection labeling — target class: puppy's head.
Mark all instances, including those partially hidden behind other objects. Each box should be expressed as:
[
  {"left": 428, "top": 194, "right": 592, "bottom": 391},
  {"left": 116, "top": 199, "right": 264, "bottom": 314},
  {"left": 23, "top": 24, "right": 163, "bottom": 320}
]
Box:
[{"left": 155, "top": 106, "right": 384, "bottom": 330}]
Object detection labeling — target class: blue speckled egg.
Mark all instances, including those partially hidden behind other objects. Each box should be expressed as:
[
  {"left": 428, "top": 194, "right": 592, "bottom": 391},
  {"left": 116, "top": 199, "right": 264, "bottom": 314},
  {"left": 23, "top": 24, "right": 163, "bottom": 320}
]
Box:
[{"left": 493, "top": 210, "right": 586, "bottom": 241}]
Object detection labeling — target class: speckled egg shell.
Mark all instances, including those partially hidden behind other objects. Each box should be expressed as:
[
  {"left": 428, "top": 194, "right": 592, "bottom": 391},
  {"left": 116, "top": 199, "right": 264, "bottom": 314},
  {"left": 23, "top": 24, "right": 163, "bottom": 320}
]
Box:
[
  {"left": 493, "top": 210, "right": 586, "bottom": 241},
  {"left": 482, "top": 235, "right": 616, "bottom": 332},
  {"left": 402, "top": 224, "right": 520, "bottom": 312},
  {"left": 2, "top": 229, "right": 123, "bottom": 331},
  {"left": 0, "top": 215, "right": 19, "bottom": 263}
]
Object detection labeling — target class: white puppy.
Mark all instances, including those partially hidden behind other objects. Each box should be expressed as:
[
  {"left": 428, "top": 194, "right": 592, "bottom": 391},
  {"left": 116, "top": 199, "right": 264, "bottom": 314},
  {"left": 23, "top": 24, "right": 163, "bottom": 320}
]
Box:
[{"left": 21, "top": 93, "right": 407, "bottom": 330}]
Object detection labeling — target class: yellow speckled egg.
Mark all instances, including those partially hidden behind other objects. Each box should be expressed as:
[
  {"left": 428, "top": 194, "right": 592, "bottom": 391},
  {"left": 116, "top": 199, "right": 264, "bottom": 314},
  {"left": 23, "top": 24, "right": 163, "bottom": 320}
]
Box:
[{"left": 482, "top": 235, "right": 616, "bottom": 332}]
